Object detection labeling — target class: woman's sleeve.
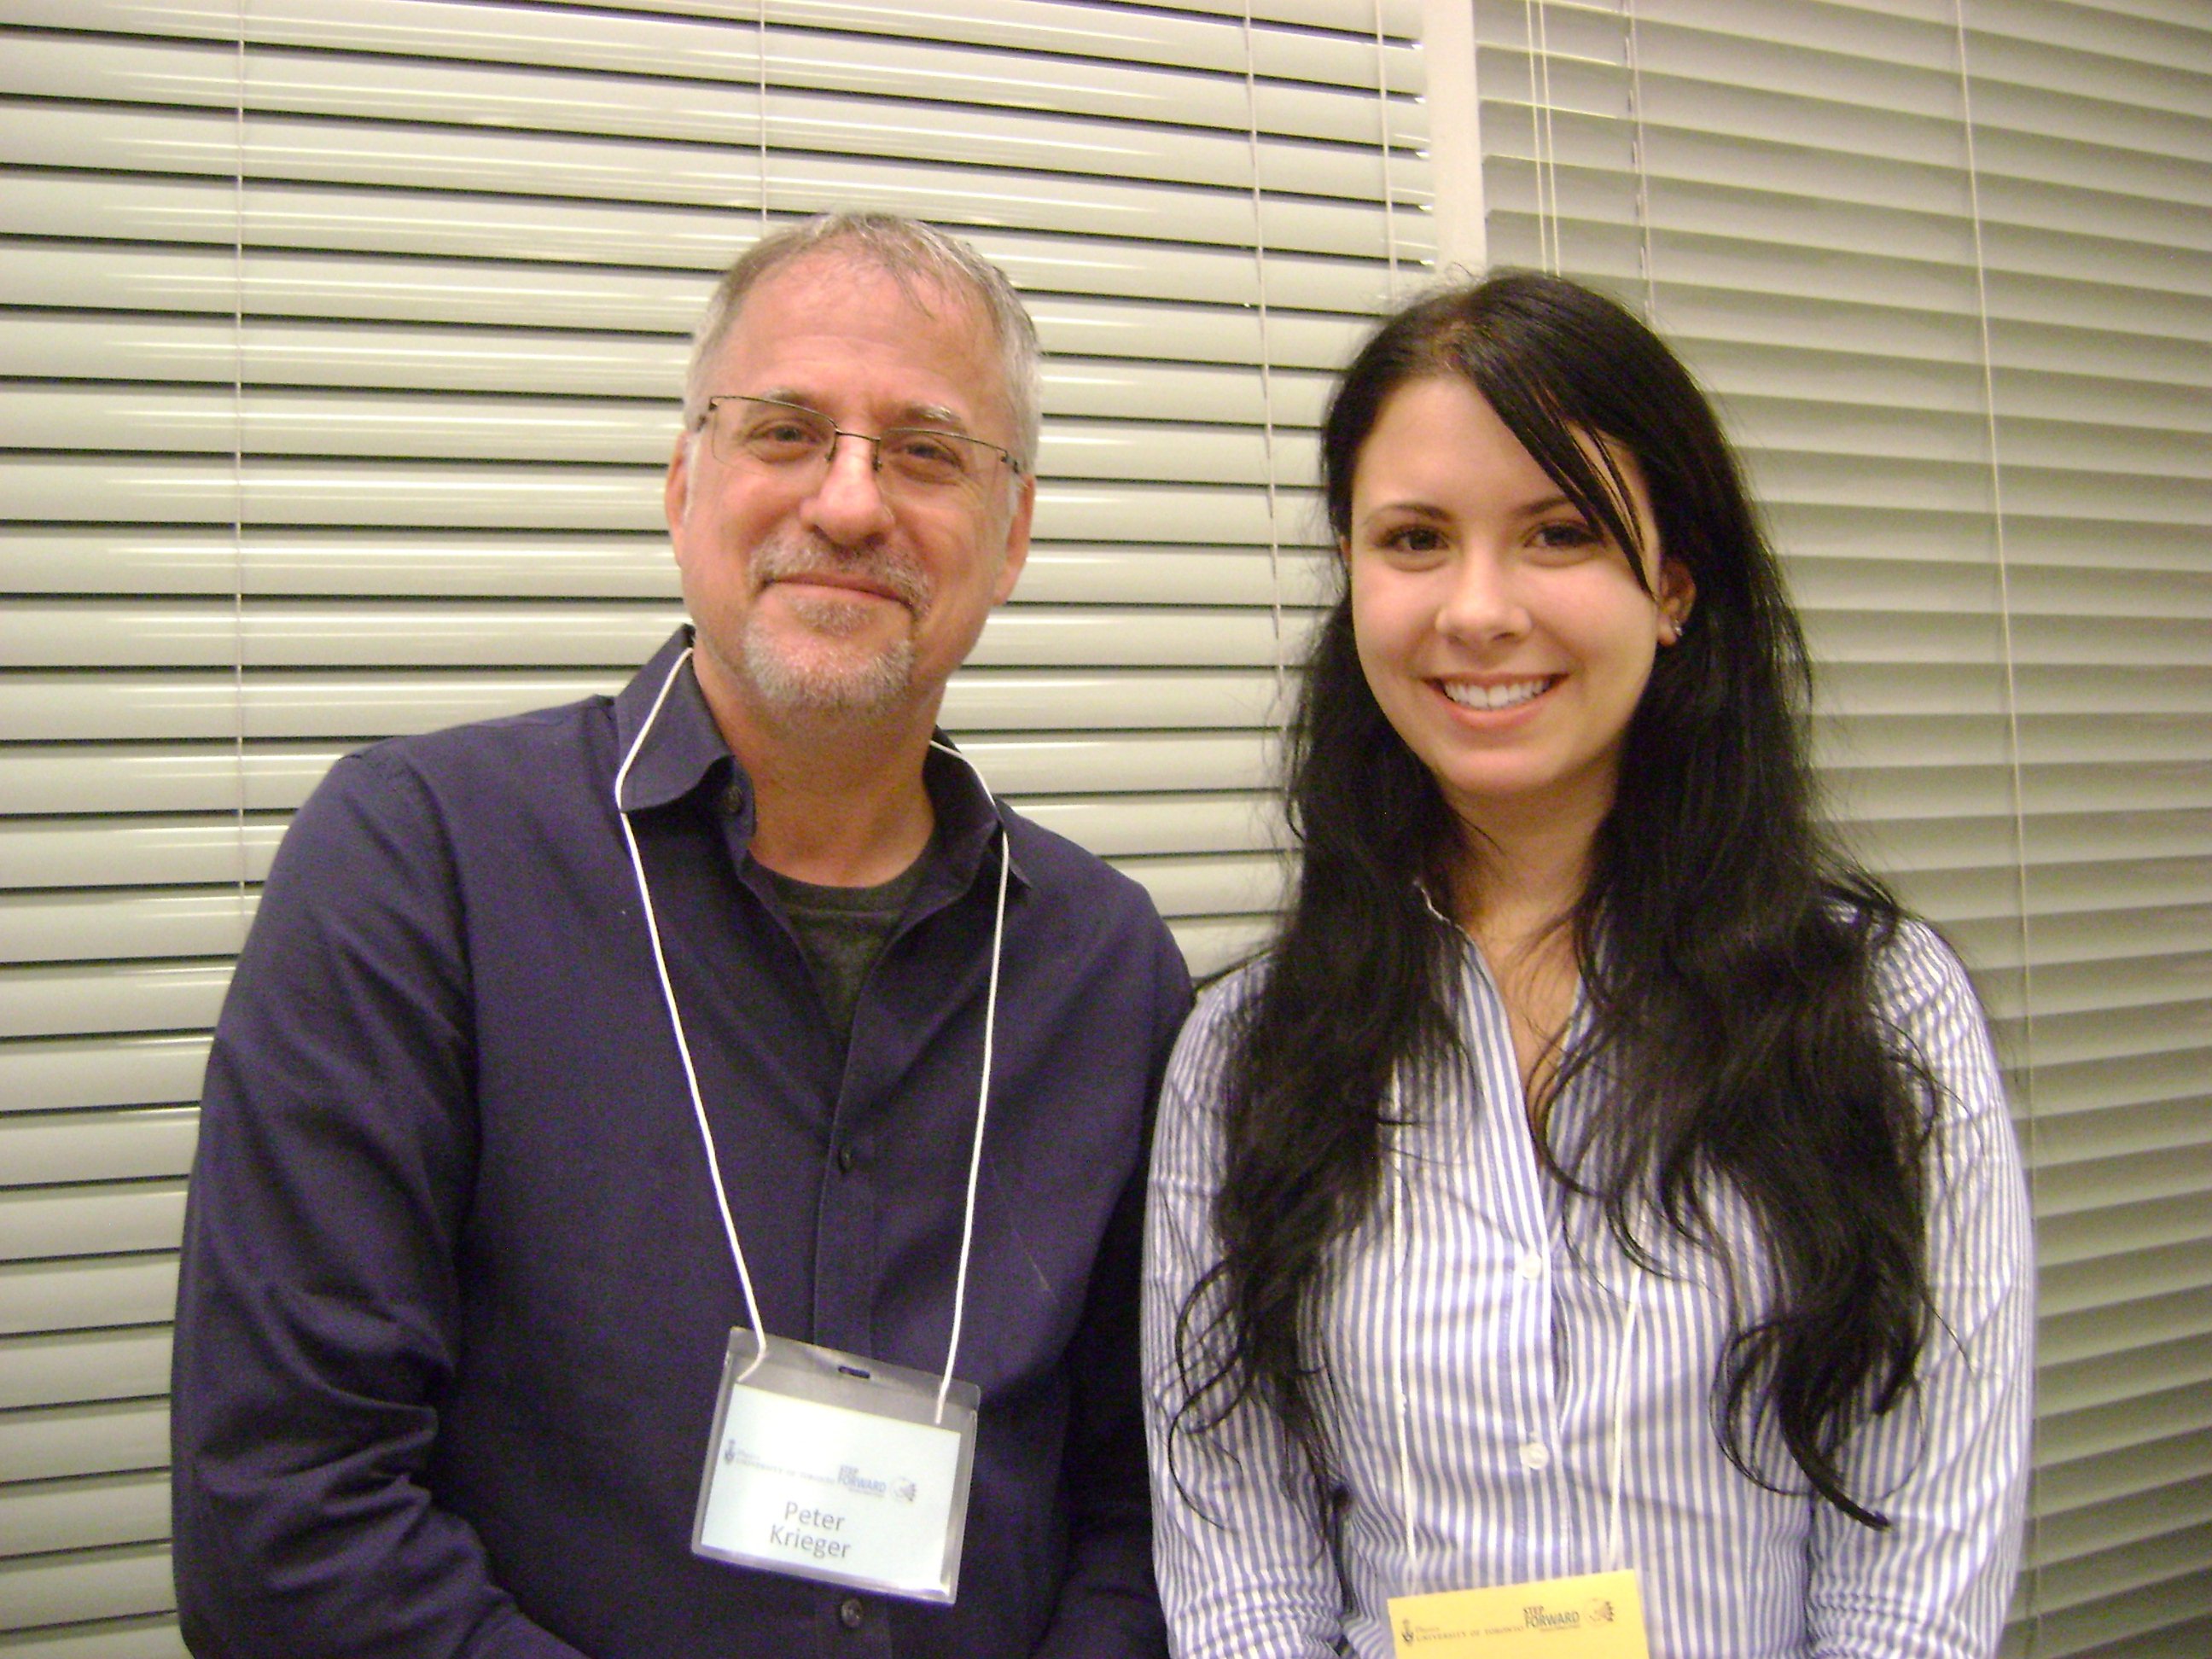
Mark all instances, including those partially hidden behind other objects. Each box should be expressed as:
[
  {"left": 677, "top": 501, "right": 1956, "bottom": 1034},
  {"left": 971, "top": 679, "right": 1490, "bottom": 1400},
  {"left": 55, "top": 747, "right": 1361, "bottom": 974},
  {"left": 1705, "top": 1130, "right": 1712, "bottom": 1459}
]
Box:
[
  {"left": 1807, "top": 923, "right": 2035, "bottom": 1656},
  {"left": 1139, "top": 987, "right": 1352, "bottom": 1659}
]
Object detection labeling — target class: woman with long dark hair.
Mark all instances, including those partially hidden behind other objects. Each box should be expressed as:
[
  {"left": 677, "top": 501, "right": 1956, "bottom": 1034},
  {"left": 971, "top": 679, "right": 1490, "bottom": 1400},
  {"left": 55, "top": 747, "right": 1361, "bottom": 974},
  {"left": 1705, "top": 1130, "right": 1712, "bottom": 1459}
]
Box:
[{"left": 1142, "top": 273, "right": 2032, "bottom": 1656}]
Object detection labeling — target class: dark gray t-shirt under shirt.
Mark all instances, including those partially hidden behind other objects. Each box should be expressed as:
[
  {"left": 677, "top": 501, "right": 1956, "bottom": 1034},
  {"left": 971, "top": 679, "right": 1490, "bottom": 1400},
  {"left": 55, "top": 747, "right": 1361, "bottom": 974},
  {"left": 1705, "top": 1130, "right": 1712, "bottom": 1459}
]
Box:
[{"left": 757, "top": 853, "right": 928, "bottom": 1049}]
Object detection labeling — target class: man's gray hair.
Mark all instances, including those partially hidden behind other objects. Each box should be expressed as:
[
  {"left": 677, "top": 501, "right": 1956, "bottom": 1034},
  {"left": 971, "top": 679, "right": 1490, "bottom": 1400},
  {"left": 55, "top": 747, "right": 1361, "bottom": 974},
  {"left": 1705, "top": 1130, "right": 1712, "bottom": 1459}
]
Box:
[{"left": 682, "top": 212, "right": 1042, "bottom": 469}]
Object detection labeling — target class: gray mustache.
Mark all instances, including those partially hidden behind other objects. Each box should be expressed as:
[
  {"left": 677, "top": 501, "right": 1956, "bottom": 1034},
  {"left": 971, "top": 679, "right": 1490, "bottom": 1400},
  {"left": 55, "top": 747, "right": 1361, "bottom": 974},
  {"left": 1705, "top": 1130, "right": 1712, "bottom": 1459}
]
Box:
[{"left": 750, "top": 534, "right": 931, "bottom": 612}]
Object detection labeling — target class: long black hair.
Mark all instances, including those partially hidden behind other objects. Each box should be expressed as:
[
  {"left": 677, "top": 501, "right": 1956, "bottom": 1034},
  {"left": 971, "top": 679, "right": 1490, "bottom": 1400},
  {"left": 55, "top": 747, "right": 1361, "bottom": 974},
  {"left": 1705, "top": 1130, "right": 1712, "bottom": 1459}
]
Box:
[{"left": 1172, "top": 271, "right": 1938, "bottom": 1536}]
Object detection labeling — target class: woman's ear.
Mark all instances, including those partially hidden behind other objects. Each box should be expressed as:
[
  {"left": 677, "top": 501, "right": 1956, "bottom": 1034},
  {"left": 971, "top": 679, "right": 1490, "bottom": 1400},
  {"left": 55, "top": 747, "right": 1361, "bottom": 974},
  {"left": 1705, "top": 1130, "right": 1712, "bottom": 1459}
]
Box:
[{"left": 1657, "top": 557, "right": 1697, "bottom": 645}]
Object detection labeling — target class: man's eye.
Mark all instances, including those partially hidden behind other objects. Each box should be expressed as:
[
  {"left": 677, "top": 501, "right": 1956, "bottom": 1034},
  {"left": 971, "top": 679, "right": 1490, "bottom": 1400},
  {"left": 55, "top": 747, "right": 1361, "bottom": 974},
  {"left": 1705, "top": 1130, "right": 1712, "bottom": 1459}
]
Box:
[
  {"left": 884, "top": 432, "right": 969, "bottom": 476},
  {"left": 751, "top": 420, "right": 820, "bottom": 447}
]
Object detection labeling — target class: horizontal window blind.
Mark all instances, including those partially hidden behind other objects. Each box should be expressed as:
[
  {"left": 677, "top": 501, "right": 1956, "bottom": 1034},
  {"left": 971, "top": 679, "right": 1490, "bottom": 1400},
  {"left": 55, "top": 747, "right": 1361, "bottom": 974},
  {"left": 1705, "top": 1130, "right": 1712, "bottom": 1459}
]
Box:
[
  {"left": 1466, "top": 1, "right": 2210, "bottom": 1651},
  {"left": 0, "top": 0, "right": 1429, "bottom": 1648}
]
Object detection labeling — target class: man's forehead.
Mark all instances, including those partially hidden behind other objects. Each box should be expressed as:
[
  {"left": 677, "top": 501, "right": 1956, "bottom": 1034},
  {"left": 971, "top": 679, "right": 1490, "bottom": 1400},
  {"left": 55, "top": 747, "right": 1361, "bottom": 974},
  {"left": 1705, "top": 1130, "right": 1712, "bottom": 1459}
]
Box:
[
  {"left": 737, "top": 251, "right": 990, "bottom": 347},
  {"left": 713, "top": 252, "right": 1009, "bottom": 427}
]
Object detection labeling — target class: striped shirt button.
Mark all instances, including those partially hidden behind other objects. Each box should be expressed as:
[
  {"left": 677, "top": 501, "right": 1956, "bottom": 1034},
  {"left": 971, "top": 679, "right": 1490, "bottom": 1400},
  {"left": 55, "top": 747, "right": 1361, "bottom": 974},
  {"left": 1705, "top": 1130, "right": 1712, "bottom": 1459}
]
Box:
[
  {"left": 1519, "top": 1441, "right": 1551, "bottom": 1471},
  {"left": 1516, "top": 1250, "right": 1544, "bottom": 1280}
]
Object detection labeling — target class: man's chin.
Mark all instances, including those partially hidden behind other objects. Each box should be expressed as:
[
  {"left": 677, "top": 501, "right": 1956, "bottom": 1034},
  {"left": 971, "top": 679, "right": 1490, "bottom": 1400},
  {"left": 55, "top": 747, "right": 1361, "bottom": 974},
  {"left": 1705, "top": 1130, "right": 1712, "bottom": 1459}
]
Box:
[
  {"left": 737, "top": 635, "right": 916, "bottom": 717},
  {"left": 772, "top": 585, "right": 905, "bottom": 636}
]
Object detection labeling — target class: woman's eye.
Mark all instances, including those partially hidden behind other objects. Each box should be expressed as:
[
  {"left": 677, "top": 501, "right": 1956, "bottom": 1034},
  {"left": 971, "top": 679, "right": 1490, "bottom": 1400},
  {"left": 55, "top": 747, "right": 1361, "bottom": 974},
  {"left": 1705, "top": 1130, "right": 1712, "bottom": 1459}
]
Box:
[
  {"left": 1378, "top": 524, "right": 1447, "bottom": 555},
  {"left": 1533, "top": 520, "right": 1600, "bottom": 551}
]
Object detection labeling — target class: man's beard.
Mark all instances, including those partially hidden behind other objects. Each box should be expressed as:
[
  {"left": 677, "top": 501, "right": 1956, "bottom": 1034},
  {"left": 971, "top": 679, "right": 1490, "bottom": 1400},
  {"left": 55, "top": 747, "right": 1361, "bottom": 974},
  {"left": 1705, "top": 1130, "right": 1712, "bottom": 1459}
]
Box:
[{"left": 736, "top": 533, "right": 931, "bottom": 715}]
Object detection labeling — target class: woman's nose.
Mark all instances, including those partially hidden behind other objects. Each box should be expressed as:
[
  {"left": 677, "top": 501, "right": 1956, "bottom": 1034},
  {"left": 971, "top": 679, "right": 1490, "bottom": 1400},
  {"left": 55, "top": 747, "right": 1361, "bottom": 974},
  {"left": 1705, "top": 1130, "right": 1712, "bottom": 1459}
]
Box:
[{"left": 1435, "top": 549, "right": 1529, "bottom": 644}]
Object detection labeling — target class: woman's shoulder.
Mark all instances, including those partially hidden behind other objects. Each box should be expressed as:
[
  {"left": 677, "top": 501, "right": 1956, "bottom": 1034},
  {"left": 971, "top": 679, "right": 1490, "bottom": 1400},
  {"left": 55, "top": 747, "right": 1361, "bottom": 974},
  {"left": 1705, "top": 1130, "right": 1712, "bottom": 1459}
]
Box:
[
  {"left": 1167, "top": 957, "right": 1267, "bottom": 1075},
  {"left": 1853, "top": 912, "right": 2017, "bottom": 1144},
  {"left": 1863, "top": 912, "right": 1983, "bottom": 1033}
]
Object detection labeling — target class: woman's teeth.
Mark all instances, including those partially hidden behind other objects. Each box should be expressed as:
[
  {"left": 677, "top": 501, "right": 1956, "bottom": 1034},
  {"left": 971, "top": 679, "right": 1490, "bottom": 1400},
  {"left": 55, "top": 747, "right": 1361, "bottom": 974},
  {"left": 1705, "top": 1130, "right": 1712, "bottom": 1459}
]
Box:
[{"left": 1441, "top": 678, "right": 1550, "bottom": 711}]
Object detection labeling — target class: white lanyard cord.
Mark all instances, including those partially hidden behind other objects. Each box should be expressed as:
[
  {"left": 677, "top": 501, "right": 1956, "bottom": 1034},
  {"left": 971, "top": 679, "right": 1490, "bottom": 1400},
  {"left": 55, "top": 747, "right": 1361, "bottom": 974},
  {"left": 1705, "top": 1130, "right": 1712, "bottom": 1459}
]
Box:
[
  {"left": 925, "top": 737, "right": 1010, "bottom": 1423},
  {"left": 1389, "top": 1062, "right": 1641, "bottom": 1588},
  {"left": 614, "top": 647, "right": 770, "bottom": 1378},
  {"left": 612, "top": 649, "right": 1006, "bottom": 1415}
]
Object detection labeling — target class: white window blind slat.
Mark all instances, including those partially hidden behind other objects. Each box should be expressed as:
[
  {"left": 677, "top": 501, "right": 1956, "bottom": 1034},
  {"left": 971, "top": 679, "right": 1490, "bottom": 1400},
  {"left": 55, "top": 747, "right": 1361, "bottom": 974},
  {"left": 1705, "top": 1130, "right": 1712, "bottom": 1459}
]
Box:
[
  {"left": 0, "top": 457, "right": 1324, "bottom": 540},
  {"left": 0, "top": 1043, "right": 210, "bottom": 1122},
  {"left": 0, "top": 106, "right": 1429, "bottom": 261},
  {"left": 0, "top": 288, "right": 1377, "bottom": 382},
  {"left": 3, "top": 530, "right": 1326, "bottom": 608},
  {"left": 0, "top": 730, "right": 1279, "bottom": 816},
  {"left": 0, "top": 1476, "right": 170, "bottom": 1565},
  {"left": 0, "top": 898, "right": 253, "bottom": 966},
  {"left": 0, "top": 971, "right": 230, "bottom": 1044},
  {"left": 3, "top": 0, "right": 1418, "bottom": 144},
  {"left": 0, "top": 1264, "right": 179, "bottom": 1341},
  {"left": 3, "top": 387, "right": 1330, "bottom": 483},
  {"left": 5, "top": 0, "right": 1424, "bottom": 89},
  {"left": 0, "top": 1403, "right": 171, "bottom": 1486},
  {"left": 0, "top": 794, "right": 1284, "bottom": 891},
  {"left": 0, "top": 602, "right": 1311, "bottom": 673},
  {"left": 0, "top": 1119, "right": 195, "bottom": 1190},
  {"left": 0, "top": 1549, "right": 180, "bottom": 1643},
  {"left": 0, "top": 178, "right": 1413, "bottom": 312},
  {"left": 0, "top": 670, "right": 1296, "bottom": 742},
  {"left": 0, "top": 27, "right": 1429, "bottom": 162},
  {"left": 0, "top": 1189, "right": 186, "bottom": 1265}
]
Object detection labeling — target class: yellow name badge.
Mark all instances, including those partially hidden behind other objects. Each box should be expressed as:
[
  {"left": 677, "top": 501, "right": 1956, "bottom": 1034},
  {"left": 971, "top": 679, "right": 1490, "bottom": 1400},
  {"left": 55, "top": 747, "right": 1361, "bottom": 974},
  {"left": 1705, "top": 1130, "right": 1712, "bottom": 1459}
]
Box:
[{"left": 1388, "top": 1569, "right": 1649, "bottom": 1658}]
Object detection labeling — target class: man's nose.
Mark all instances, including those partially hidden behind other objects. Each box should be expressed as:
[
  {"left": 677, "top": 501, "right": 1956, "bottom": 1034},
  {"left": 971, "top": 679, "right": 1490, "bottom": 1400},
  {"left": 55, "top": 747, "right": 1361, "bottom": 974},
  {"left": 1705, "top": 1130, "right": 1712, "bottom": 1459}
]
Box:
[{"left": 800, "top": 432, "right": 896, "bottom": 544}]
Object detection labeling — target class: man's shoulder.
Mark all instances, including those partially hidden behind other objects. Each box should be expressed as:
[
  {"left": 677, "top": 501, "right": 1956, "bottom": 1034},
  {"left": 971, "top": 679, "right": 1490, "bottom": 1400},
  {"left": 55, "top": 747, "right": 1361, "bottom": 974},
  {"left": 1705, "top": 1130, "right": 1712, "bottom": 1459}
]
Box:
[
  {"left": 275, "top": 693, "right": 625, "bottom": 892},
  {"left": 346, "top": 692, "right": 614, "bottom": 787},
  {"left": 996, "top": 802, "right": 1167, "bottom": 935},
  {"left": 311, "top": 692, "right": 619, "bottom": 822}
]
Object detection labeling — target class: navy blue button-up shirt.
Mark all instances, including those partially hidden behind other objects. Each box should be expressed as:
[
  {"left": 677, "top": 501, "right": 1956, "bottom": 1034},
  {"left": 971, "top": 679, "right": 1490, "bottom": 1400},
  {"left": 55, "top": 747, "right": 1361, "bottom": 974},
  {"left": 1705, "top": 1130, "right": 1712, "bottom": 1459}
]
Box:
[{"left": 172, "top": 632, "right": 1190, "bottom": 1658}]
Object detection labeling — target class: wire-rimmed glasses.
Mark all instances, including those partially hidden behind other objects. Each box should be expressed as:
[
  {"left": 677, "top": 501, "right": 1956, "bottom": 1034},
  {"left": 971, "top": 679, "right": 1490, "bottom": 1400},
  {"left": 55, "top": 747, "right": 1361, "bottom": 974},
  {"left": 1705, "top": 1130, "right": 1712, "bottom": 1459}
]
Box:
[{"left": 698, "top": 395, "right": 1024, "bottom": 494}]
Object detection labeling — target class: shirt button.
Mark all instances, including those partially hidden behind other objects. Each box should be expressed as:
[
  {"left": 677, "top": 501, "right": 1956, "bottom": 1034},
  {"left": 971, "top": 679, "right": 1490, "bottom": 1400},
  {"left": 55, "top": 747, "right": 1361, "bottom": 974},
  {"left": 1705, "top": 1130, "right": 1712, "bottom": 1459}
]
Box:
[
  {"left": 1520, "top": 1441, "right": 1551, "bottom": 1471},
  {"left": 1516, "top": 1250, "right": 1544, "bottom": 1281},
  {"left": 835, "top": 1144, "right": 856, "bottom": 1174},
  {"left": 838, "top": 1595, "right": 865, "bottom": 1629}
]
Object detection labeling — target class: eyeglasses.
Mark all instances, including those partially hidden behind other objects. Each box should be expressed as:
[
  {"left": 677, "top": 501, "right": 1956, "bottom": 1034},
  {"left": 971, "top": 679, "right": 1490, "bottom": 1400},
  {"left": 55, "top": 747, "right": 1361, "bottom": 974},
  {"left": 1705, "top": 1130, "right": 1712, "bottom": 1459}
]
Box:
[{"left": 698, "top": 395, "right": 1025, "bottom": 492}]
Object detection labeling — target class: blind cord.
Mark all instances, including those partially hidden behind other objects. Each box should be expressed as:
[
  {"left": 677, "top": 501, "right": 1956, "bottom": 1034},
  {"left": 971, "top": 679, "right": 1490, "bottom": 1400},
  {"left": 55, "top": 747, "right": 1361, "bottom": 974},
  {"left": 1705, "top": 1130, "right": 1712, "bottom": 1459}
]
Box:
[
  {"left": 1240, "top": 3, "right": 1286, "bottom": 709},
  {"left": 231, "top": 8, "right": 249, "bottom": 908},
  {"left": 1524, "top": 0, "right": 1562, "bottom": 274},
  {"left": 1953, "top": 9, "right": 2040, "bottom": 1645}
]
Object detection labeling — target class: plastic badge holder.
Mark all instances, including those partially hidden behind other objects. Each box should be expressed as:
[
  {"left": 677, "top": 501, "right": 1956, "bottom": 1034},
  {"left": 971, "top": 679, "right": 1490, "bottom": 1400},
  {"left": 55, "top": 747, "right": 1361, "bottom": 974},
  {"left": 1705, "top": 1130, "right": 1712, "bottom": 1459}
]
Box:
[{"left": 692, "top": 1330, "right": 981, "bottom": 1604}]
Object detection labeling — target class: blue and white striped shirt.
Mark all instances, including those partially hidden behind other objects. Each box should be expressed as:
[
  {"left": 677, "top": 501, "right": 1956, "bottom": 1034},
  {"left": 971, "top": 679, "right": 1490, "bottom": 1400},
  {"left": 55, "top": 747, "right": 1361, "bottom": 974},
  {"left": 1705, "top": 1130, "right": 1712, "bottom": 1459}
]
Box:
[{"left": 1142, "top": 920, "right": 2033, "bottom": 1658}]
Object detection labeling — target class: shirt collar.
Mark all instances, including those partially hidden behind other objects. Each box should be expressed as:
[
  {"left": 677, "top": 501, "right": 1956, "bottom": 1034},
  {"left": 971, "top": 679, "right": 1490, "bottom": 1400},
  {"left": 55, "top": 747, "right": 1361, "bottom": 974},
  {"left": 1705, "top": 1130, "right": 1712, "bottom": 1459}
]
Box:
[
  {"left": 611, "top": 626, "right": 1029, "bottom": 891},
  {"left": 611, "top": 628, "right": 729, "bottom": 813}
]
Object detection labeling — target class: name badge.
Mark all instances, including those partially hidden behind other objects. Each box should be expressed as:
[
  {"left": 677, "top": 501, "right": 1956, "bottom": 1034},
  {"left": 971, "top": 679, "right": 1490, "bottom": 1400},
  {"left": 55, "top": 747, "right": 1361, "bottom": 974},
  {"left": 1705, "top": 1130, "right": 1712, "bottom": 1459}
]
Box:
[
  {"left": 1388, "top": 1569, "right": 1649, "bottom": 1657},
  {"left": 691, "top": 1330, "right": 980, "bottom": 1603}
]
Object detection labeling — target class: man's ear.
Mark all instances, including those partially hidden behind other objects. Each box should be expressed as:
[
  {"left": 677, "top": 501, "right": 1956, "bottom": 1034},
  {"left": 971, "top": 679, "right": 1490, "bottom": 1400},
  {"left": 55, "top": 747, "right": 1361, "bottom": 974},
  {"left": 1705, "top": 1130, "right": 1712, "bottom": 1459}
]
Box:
[
  {"left": 990, "top": 474, "right": 1037, "bottom": 605},
  {"left": 664, "top": 429, "right": 696, "bottom": 546}
]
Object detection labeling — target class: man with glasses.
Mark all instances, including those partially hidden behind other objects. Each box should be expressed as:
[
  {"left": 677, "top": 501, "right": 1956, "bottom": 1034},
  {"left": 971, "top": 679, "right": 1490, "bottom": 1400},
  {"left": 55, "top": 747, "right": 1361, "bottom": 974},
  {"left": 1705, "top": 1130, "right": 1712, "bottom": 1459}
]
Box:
[{"left": 172, "top": 214, "right": 1188, "bottom": 1658}]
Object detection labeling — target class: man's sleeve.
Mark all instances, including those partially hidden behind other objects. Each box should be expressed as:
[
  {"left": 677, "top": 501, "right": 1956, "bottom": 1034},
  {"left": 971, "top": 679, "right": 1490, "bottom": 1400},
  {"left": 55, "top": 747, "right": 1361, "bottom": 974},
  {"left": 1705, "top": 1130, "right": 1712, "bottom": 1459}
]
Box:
[
  {"left": 1029, "top": 922, "right": 1191, "bottom": 1659},
  {"left": 170, "top": 750, "right": 588, "bottom": 1659},
  {"left": 1806, "top": 924, "right": 2035, "bottom": 1657}
]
